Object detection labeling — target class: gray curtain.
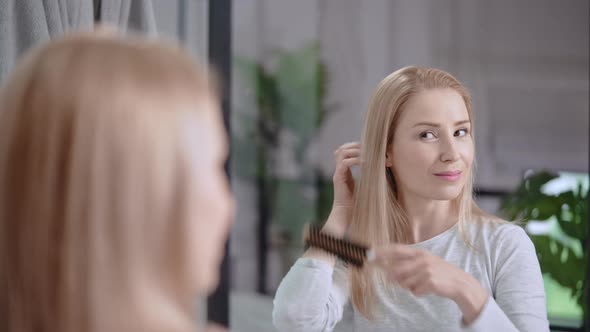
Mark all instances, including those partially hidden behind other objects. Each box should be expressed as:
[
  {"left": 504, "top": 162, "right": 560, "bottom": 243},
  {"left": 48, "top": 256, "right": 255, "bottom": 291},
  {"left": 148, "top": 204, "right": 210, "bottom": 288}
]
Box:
[
  {"left": 0, "top": 0, "right": 158, "bottom": 82},
  {"left": 0, "top": 0, "right": 93, "bottom": 81},
  {"left": 100, "top": 0, "right": 157, "bottom": 36}
]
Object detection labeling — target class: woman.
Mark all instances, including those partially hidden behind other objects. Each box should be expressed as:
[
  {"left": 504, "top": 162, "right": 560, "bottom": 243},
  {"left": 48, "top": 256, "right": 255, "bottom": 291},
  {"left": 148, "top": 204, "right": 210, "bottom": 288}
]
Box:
[
  {"left": 273, "top": 66, "right": 548, "bottom": 331},
  {"left": 0, "top": 32, "right": 233, "bottom": 331}
]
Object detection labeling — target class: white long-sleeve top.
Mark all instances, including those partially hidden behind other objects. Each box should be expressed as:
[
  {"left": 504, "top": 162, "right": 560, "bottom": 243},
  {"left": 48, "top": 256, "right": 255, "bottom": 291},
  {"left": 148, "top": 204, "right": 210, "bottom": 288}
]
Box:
[{"left": 273, "top": 220, "right": 549, "bottom": 332}]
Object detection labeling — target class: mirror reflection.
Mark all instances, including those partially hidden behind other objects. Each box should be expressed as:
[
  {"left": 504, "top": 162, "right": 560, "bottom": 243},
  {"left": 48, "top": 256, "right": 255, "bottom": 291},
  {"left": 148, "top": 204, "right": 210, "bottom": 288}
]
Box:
[{"left": 230, "top": 1, "right": 588, "bottom": 332}]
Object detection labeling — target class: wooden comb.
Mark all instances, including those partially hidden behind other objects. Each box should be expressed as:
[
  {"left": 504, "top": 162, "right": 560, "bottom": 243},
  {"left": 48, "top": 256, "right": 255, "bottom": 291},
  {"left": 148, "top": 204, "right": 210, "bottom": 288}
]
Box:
[{"left": 303, "top": 224, "right": 373, "bottom": 267}]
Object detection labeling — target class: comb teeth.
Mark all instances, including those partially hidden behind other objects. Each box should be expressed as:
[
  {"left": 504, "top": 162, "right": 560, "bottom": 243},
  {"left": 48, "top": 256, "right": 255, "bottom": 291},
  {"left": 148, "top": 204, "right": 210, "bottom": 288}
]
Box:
[{"left": 304, "top": 224, "right": 369, "bottom": 267}]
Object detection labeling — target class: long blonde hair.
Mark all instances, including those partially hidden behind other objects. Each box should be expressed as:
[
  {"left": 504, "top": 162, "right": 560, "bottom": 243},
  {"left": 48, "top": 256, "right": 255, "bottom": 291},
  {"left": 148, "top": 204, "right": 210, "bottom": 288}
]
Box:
[
  {"left": 0, "top": 33, "right": 216, "bottom": 331},
  {"left": 349, "top": 66, "right": 497, "bottom": 319}
]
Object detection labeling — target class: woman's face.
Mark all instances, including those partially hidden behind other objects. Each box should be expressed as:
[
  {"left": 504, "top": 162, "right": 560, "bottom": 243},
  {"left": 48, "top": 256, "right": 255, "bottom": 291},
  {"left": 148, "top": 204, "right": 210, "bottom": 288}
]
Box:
[
  {"left": 185, "top": 101, "right": 234, "bottom": 294},
  {"left": 387, "top": 88, "right": 474, "bottom": 202}
]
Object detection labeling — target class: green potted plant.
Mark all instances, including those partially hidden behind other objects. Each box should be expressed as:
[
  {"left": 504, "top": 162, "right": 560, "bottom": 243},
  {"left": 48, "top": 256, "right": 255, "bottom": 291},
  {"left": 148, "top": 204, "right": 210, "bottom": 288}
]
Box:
[
  {"left": 233, "top": 42, "right": 335, "bottom": 293},
  {"left": 500, "top": 170, "right": 588, "bottom": 330}
]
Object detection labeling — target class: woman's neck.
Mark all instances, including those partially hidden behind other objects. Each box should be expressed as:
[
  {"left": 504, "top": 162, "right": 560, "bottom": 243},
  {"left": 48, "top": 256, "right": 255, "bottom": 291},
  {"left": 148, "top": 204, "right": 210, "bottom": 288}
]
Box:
[{"left": 398, "top": 194, "right": 458, "bottom": 244}]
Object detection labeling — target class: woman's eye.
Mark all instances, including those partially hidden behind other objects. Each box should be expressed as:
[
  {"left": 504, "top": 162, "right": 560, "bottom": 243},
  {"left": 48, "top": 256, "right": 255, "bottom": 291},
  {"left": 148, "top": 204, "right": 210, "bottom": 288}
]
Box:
[
  {"left": 455, "top": 128, "right": 469, "bottom": 137},
  {"left": 420, "top": 131, "right": 436, "bottom": 139}
]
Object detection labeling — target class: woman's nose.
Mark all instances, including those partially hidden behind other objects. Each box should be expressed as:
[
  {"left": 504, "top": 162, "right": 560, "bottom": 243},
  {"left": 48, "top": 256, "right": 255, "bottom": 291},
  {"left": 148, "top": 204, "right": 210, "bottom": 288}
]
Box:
[{"left": 439, "top": 137, "right": 460, "bottom": 162}]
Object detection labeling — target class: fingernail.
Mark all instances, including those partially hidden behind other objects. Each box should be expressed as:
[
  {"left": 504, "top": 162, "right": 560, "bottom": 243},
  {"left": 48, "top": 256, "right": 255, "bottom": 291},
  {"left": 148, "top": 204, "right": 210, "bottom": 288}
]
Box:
[{"left": 366, "top": 249, "right": 376, "bottom": 262}]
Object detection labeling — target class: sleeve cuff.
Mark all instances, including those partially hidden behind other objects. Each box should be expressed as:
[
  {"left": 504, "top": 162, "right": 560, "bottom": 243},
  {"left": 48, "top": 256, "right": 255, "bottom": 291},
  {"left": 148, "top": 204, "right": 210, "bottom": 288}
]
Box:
[{"left": 461, "top": 296, "right": 517, "bottom": 332}]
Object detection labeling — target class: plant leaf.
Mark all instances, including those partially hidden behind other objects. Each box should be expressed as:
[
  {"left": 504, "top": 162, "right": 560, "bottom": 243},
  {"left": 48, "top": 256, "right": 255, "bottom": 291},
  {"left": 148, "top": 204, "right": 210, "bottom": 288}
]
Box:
[{"left": 531, "top": 235, "right": 586, "bottom": 303}]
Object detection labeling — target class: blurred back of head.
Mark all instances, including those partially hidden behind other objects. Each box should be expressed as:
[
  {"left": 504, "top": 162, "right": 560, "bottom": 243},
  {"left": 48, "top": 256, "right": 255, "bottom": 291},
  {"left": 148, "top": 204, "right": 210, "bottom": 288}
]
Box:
[{"left": 0, "top": 31, "right": 226, "bottom": 332}]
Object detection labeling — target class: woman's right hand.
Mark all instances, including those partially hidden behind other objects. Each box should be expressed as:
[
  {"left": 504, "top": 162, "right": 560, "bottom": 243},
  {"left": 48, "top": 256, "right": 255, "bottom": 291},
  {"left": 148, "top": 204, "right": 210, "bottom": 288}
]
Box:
[
  {"left": 332, "top": 142, "right": 362, "bottom": 208},
  {"left": 322, "top": 142, "right": 362, "bottom": 236}
]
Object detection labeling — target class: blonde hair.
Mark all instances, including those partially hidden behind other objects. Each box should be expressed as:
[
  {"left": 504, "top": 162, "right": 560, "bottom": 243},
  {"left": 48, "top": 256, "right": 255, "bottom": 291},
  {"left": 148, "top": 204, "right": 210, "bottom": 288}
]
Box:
[
  {"left": 348, "top": 66, "right": 499, "bottom": 319},
  {"left": 0, "top": 33, "right": 217, "bottom": 331}
]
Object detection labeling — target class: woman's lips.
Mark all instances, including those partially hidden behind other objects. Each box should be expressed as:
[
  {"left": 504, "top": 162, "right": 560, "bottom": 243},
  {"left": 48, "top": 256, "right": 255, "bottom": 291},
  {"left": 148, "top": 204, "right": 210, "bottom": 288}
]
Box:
[{"left": 434, "top": 171, "right": 462, "bottom": 181}]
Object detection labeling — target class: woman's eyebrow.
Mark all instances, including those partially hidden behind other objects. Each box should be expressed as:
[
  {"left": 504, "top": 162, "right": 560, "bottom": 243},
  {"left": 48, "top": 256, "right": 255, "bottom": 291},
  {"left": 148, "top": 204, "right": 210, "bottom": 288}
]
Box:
[{"left": 412, "top": 120, "right": 470, "bottom": 128}]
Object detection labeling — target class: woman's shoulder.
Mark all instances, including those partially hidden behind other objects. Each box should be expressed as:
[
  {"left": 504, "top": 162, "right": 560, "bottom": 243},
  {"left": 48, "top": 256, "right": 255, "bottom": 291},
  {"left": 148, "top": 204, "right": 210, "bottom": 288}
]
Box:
[{"left": 469, "top": 215, "right": 531, "bottom": 250}]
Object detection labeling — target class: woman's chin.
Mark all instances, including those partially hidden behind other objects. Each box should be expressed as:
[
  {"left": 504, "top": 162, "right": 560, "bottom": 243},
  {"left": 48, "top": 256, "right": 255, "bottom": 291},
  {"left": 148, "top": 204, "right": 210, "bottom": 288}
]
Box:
[
  {"left": 428, "top": 187, "right": 464, "bottom": 201},
  {"left": 192, "top": 266, "right": 220, "bottom": 295},
  {"left": 203, "top": 271, "right": 220, "bottom": 295}
]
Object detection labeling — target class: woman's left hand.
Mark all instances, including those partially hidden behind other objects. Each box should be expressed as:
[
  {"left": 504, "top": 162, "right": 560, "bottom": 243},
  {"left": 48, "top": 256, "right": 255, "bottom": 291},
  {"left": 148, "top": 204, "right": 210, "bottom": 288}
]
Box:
[{"left": 371, "top": 244, "right": 489, "bottom": 324}]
